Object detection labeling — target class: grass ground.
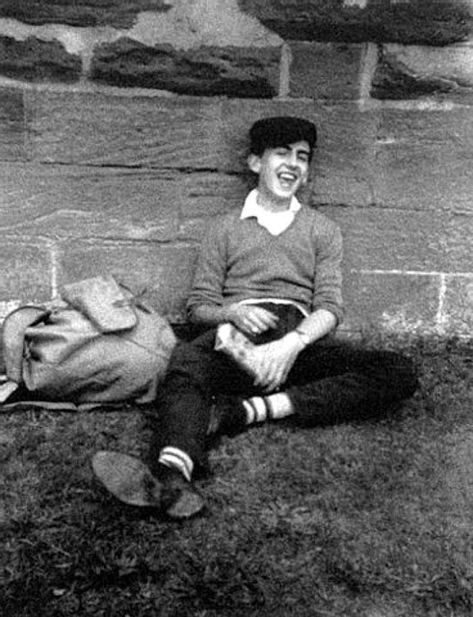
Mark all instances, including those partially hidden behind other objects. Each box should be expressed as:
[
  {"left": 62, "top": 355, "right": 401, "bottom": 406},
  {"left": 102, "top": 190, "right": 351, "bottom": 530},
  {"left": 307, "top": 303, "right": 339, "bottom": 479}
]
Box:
[{"left": 1, "top": 337, "right": 473, "bottom": 617}]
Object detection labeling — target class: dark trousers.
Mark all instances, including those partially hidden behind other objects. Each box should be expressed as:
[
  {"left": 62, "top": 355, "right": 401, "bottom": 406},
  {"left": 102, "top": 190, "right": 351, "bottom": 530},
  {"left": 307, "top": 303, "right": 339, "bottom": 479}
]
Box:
[{"left": 149, "top": 306, "right": 418, "bottom": 473}]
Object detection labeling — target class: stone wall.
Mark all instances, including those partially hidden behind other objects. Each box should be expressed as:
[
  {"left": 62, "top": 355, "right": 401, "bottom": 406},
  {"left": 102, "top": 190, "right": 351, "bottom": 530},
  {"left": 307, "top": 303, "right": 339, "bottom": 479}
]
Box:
[{"left": 0, "top": 0, "right": 472, "bottom": 338}]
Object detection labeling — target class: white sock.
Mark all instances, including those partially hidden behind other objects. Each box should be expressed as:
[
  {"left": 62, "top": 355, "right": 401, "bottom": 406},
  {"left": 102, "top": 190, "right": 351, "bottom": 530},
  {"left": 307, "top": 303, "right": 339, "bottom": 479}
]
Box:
[
  {"left": 243, "top": 393, "right": 294, "bottom": 425},
  {"left": 265, "top": 392, "right": 294, "bottom": 419},
  {"left": 158, "top": 446, "right": 193, "bottom": 481}
]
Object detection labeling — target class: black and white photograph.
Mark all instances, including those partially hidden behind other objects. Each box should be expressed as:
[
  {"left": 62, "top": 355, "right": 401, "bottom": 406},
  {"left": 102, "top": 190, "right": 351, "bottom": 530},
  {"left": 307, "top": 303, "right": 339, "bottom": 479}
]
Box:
[{"left": 1, "top": 1, "right": 473, "bottom": 615}]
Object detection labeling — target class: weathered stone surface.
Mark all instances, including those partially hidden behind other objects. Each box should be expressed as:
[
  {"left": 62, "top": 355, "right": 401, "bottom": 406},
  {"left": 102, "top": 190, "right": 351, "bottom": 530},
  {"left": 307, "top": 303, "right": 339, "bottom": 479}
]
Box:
[
  {"left": 0, "top": 163, "right": 249, "bottom": 239},
  {"left": 374, "top": 107, "right": 473, "bottom": 214},
  {"left": 442, "top": 275, "right": 473, "bottom": 335},
  {"left": 26, "top": 90, "right": 226, "bottom": 169},
  {"left": 442, "top": 214, "right": 473, "bottom": 273},
  {"left": 220, "top": 99, "right": 377, "bottom": 206},
  {"left": 179, "top": 173, "right": 248, "bottom": 219},
  {"left": 28, "top": 92, "right": 378, "bottom": 205},
  {"left": 342, "top": 271, "right": 440, "bottom": 335},
  {"left": 240, "top": 0, "right": 472, "bottom": 45},
  {"left": 328, "top": 194, "right": 472, "bottom": 276},
  {"left": 309, "top": 105, "right": 376, "bottom": 207},
  {"left": 0, "top": 88, "right": 25, "bottom": 161},
  {"left": 320, "top": 205, "right": 449, "bottom": 272},
  {"left": 91, "top": 39, "right": 280, "bottom": 98},
  {"left": 372, "top": 49, "right": 451, "bottom": 99},
  {"left": 336, "top": 201, "right": 473, "bottom": 273},
  {"left": 0, "top": 36, "right": 81, "bottom": 82},
  {"left": 289, "top": 42, "right": 364, "bottom": 100},
  {"left": 372, "top": 42, "right": 473, "bottom": 101},
  {"left": 373, "top": 42, "right": 473, "bottom": 102},
  {"left": 128, "top": 0, "right": 282, "bottom": 50},
  {"left": 372, "top": 60, "right": 451, "bottom": 100},
  {"left": 0, "top": 163, "right": 184, "bottom": 241},
  {"left": 0, "top": 0, "right": 169, "bottom": 28},
  {"left": 28, "top": 92, "right": 377, "bottom": 206},
  {"left": 59, "top": 242, "right": 198, "bottom": 319},
  {"left": 0, "top": 240, "right": 52, "bottom": 301}
]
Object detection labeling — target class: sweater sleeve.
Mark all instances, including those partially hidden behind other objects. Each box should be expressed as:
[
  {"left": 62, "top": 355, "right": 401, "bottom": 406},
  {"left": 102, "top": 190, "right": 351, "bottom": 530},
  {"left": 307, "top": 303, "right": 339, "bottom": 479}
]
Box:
[
  {"left": 186, "top": 217, "right": 229, "bottom": 316},
  {"left": 312, "top": 220, "right": 344, "bottom": 325}
]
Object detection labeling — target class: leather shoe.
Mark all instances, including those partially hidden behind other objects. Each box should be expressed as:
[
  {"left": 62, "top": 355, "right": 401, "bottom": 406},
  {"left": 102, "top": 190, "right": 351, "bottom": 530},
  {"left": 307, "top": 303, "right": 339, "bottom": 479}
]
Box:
[
  {"left": 156, "top": 463, "right": 205, "bottom": 520},
  {"left": 92, "top": 450, "right": 161, "bottom": 507}
]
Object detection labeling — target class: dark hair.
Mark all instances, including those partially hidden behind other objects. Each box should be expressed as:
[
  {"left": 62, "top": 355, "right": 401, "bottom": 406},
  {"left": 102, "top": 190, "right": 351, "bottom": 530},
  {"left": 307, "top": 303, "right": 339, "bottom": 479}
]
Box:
[{"left": 249, "top": 116, "right": 317, "bottom": 160}]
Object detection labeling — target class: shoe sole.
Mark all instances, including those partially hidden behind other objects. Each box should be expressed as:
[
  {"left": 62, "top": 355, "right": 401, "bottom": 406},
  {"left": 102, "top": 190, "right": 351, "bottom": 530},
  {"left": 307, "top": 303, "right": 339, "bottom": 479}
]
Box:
[{"left": 92, "top": 450, "right": 161, "bottom": 507}]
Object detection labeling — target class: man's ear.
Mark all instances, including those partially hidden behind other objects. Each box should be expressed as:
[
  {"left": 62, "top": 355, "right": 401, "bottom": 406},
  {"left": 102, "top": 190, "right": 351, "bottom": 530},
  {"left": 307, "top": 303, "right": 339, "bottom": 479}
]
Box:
[{"left": 247, "top": 153, "right": 262, "bottom": 174}]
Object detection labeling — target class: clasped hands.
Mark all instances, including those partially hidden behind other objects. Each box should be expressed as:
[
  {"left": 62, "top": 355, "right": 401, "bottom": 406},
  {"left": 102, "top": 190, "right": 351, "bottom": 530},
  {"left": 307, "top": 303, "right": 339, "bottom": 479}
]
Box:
[{"left": 226, "top": 304, "right": 305, "bottom": 392}]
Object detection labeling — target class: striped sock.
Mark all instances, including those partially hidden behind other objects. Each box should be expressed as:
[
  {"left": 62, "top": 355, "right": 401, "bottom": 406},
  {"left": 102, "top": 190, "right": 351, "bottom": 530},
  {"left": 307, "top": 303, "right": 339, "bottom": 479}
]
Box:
[
  {"left": 243, "top": 397, "right": 269, "bottom": 424},
  {"left": 158, "top": 446, "right": 194, "bottom": 482},
  {"left": 243, "top": 393, "right": 294, "bottom": 425}
]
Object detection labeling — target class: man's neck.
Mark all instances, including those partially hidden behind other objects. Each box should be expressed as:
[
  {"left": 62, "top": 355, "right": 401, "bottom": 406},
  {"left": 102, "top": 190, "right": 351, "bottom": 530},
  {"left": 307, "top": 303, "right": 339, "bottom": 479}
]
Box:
[{"left": 255, "top": 189, "right": 292, "bottom": 213}]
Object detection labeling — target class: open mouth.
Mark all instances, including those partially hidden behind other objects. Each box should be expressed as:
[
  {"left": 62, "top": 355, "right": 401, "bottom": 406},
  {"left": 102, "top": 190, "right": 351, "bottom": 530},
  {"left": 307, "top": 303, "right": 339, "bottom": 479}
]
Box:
[{"left": 278, "top": 171, "right": 298, "bottom": 187}]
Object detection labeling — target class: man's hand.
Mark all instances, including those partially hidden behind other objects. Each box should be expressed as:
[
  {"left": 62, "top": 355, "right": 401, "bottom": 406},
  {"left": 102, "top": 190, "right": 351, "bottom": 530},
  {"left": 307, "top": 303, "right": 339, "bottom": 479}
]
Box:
[
  {"left": 226, "top": 304, "right": 279, "bottom": 337},
  {"left": 251, "top": 332, "right": 305, "bottom": 392}
]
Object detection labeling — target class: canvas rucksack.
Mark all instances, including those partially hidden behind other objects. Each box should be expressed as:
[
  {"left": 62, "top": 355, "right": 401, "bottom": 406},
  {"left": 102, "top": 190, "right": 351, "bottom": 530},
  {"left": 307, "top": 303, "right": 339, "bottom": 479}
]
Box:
[{"left": 0, "top": 276, "right": 176, "bottom": 410}]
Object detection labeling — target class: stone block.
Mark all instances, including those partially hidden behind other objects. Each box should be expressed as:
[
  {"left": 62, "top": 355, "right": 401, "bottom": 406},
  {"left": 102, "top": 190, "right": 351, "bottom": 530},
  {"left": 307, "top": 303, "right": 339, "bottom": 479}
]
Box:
[
  {"left": 91, "top": 39, "right": 280, "bottom": 98},
  {"left": 289, "top": 42, "right": 365, "bottom": 100},
  {"left": 0, "top": 164, "right": 251, "bottom": 241},
  {"left": 128, "top": 0, "right": 283, "bottom": 51},
  {"left": 0, "top": 88, "right": 25, "bottom": 161},
  {"left": 0, "top": 36, "right": 81, "bottom": 83},
  {"left": 372, "top": 55, "right": 451, "bottom": 100},
  {"left": 320, "top": 205, "right": 448, "bottom": 272},
  {"left": 371, "top": 43, "right": 473, "bottom": 100},
  {"left": 442, "top": 275, "right": 473, "bottom": 336},
  {"left": 220, "top": 99, "right": 377, "bottom": 206},
  {"left": 179, "top": 173, "right": 248, "bottom": 219},
  {"left": 309, "top": 104, "right": 376, "bottom": 207},
  {"left": 342, "top": 270, "right": 440, "bottom": 335},
  {"left": 0, "top": 240, "right": 52, "bottom": 301},
  {"left": 442, "top": 214, "right": 473, "bottom": 273},
  {"left": 240, "top": 0, "right": 472, "bottom": 45},
  {"left": 380, "top": 42, "right": 473, "bottom": 88},
  {"left": 59, "top": 242, "right": 199, "bottom": 319},
  {"left": 26, "top": 90, "right": 226, "bottom": 169},
  {"left": 374, "top": 107, "right": 473, "bottom": 214},
  {"left": 0, "top": 0, "right": 168, "bottom": 28},
  {"left": 0, "top": 163, "right": 184, "bottom": 241},
  {"left": 373, "top": 42, "right": 473, "bottom": 103}
]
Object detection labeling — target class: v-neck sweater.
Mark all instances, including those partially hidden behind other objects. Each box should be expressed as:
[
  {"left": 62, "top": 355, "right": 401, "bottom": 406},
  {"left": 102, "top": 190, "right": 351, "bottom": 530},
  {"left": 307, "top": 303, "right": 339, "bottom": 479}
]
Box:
[{"left": 187, "top": 204, "right": 344, "bottom": 324}]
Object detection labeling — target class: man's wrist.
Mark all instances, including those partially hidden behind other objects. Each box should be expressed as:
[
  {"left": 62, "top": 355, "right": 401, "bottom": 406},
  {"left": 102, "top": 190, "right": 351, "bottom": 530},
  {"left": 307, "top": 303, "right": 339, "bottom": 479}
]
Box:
[
  {"left": 221, "top": 304, "right": 237, "bottom": 324},
  {"left": 294, "top": 327, "right": 311, "bottom": 348},
  {"left": 284, "top": 331, "right": 307, "bottom": 352}
]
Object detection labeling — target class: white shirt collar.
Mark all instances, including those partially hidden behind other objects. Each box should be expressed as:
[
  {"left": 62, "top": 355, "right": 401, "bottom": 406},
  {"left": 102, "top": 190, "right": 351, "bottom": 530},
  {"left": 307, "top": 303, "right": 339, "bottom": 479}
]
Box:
[{"left": 240, "top": 189, "right": 301, "bottom": 236}]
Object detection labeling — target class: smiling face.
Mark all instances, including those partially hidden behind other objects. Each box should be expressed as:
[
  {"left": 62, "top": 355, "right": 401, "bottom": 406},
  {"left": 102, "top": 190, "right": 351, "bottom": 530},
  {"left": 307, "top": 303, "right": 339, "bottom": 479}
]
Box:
[{"left": 247, "top": 141, "right": 311, "bottom": 210}]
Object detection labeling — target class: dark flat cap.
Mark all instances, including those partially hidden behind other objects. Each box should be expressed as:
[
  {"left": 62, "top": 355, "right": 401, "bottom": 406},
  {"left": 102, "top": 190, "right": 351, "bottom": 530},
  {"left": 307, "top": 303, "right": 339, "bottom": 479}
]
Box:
[{"left": 249, "top": 116, "right": 317, "bottom": 158}]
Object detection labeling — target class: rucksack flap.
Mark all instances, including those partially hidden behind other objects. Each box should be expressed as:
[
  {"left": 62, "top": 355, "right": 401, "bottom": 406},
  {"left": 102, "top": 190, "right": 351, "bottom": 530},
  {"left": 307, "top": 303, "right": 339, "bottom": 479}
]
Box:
[{"left": 61, "top": 275, "right": 137, "bottom": 333}]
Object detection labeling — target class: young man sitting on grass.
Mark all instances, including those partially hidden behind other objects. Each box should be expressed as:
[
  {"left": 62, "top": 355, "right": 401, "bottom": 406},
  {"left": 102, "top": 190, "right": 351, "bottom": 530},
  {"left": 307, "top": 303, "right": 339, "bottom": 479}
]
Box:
[{"left": 93, "top": 116, "right": 418, "bottom": 520}]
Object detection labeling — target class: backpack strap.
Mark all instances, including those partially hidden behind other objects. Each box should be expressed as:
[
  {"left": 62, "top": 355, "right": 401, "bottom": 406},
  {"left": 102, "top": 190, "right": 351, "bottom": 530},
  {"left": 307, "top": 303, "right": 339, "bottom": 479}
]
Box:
[{"left": 1, "top": 306, "right": 49, "bottom": 383}]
